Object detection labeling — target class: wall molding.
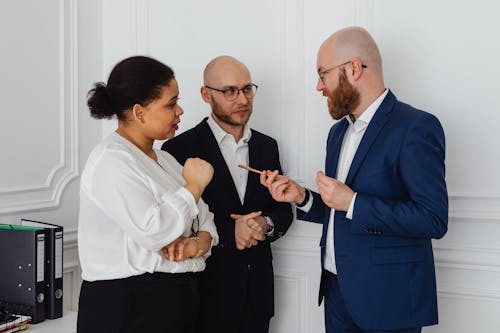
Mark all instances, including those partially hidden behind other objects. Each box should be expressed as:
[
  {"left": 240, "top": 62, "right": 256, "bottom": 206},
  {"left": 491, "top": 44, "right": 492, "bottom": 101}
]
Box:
[
  {"left": 64, "top": 228, "right": 78, "bottom": 251},
  {"left": 438, "top": 285, "right": 500, "bottom": 302},
  {"left": 449, "top": 215, "right": 500, "bottom": 225},
  {"left": 63, "top": 227, "right": 80, "bottom": 311},
  {"left": 273, "top": 270, "right": 309, "bottom": 333},
  {"left": 279, "top": 0, "right": 306, "bottom": 184},
  {"left": 434, "top": 244, "right": 500, "bottom": 272},
  {"left": 433, "top": 244, "right": 500, "bottom": 269},
  {"left": 0, "top": 0, "right": 79, "bottom": 215},
  {"left": 0, "top": 163, "right": 64, "bottom": 193},
  {"left": 132, "top": 0, "right": 149, "bottom": 55},
  {"left": 449, "top": 194, "right": 500, "bottom": 220},
  {"left": 63, "top": 263, "right": 81, "bottom": 311},
  {"left": 272, "top": 234, "right": 320, "bottom": 258},
  {"left": 348, "top": 0, "right": 373, "bottom": 29}
]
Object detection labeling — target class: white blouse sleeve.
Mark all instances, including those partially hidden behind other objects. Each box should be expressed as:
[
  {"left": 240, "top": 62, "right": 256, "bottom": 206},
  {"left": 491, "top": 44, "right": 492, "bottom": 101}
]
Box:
[
  {"left": 85, "top": 149, "right": 198, "bottom": 252},
  {"left": 158, "top": 150, "right": 219, "bottom": 257},
  {"left": 197, "top": 197, "right": 219, "bottom": 258}
]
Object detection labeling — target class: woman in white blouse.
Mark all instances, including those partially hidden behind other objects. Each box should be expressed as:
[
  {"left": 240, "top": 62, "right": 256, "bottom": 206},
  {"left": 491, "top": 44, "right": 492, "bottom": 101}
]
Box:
[{"left": 77, "top": 56, "right": 218, "bottom": 333}]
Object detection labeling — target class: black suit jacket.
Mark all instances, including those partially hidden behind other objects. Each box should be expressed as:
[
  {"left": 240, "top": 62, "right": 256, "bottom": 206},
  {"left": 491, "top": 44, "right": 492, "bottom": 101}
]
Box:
[{"left": 162, "top": 118, "right": 293, "bottom": 330}]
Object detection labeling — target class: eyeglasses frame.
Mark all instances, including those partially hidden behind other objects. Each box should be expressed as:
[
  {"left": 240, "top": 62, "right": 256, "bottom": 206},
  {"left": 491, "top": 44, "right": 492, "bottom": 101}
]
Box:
[
  {"left": 318, "top": 60, "right": 367, "bottom": 84},
  {"left": 205, "top": 83, "right": 258, "bottom": 101}
]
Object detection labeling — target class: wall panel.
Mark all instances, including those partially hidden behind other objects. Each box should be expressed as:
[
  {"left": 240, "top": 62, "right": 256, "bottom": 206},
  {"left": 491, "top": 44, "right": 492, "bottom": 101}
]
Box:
[
  {"left": 0, "top": 0, "right": 103, "bottom": 314},
  {"left": 0, "top": 0, "right": 78, "bottom": 214}
]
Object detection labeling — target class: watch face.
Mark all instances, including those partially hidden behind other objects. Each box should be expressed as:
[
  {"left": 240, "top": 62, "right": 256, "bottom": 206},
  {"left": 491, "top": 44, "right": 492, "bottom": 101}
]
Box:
[{"left": 264, "top": 216, "right": 274, "bottom": 235}]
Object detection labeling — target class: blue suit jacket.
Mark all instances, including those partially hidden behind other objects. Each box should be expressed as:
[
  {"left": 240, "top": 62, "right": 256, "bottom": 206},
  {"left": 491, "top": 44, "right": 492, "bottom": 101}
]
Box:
[{"left": 298, "top": 90, "right": 448, "bottom": 330}]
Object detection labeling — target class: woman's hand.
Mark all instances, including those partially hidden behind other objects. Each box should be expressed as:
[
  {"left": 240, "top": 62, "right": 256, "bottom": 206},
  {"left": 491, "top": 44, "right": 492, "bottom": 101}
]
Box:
[
  {"left": 182, "top": 158, "right": 214, "bottom": 202},
  {"left": 162, "top": 236, "right": 198, "bottom": 261},
  {"left": 162, "top": 231, "right": 213, "bottom": 261}
]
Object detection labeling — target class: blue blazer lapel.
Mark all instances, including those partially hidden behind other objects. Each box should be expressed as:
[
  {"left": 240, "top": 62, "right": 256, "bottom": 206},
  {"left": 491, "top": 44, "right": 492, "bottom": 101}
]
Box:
[
  {"left": 345, "top": 91, "right": 396, "bottom": 185},
  {"left": 321, "top": 118, "right": 349, "bottom": 246},
  {"left": 325, "top": 118, "right": 349, "bottom": 178}
]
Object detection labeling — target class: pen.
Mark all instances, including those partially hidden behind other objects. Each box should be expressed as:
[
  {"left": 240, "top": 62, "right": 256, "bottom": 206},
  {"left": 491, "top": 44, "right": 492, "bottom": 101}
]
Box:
[{"left": 238, "top": 164, "right": 264, "bottom": 175}]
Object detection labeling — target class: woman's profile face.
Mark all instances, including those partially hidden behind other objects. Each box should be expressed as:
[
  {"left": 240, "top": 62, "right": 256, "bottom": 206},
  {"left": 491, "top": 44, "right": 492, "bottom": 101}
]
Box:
[{"left": 142, "top": 79, "right": 184, "bottom": 140}]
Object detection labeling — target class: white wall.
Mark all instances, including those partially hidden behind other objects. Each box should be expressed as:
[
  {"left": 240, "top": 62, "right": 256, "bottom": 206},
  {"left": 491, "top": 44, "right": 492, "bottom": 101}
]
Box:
[
  {"left": 0, "top": 0, "right": 102, "bottom": 311},
  {"left": 1, "top": 0, "right": 499, "bottom": 332}
]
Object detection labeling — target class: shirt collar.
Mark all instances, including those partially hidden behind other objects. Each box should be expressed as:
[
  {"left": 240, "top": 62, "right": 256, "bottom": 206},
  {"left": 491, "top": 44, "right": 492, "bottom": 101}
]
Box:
[
  {"left": 346, "top": 88, "right": 389, "bottom": 130},
  {"left": 207, "top": 114, "right": 252, "bottom": 145}
]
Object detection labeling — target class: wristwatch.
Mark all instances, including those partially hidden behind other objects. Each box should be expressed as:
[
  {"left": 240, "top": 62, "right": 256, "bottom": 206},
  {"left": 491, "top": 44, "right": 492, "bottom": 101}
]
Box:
[{"left": 264, "top": 216, "right": 274, "bottom": 236}]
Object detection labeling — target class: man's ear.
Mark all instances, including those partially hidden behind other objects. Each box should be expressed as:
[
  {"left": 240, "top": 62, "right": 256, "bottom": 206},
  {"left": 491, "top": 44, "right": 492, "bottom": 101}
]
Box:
[
  {"left": 132, "top": 104, "right": 145, "bottom": 123},
  {"left": 200, "top": 86, "right": 211, "bottom": 103},
  {"left": 350, "top": 58, "right": 364, "bottom": 81}
]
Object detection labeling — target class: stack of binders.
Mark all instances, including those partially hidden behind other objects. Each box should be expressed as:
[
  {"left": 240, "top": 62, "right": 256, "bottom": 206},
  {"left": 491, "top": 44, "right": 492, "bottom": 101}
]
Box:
[
  {"left": 20, "top": 219, "right": 63, "bottom": 320},
  {"left": 0, "top": 224, "right": 46, "bottom": 324},
  {"left": 0, "top": 219, "right": 63, "bottom": 324}
]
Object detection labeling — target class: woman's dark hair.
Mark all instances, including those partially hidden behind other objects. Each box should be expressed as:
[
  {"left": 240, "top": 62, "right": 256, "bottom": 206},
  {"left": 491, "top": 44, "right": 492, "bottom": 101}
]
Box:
[{"left": 87, "top": 56, "right": 175, "bottom": 120}]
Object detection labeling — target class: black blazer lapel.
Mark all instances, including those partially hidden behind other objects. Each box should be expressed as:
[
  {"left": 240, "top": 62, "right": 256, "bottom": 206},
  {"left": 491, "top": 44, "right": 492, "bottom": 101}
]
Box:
[
  {"left": 243, "top": 131, "right": 260, "bottom": 203},
  {"left": 345, "top": 91, "right": 396, "bottom": 185},
  {"left": 196, "top": 120, "right": 242, "bottom": 207}
]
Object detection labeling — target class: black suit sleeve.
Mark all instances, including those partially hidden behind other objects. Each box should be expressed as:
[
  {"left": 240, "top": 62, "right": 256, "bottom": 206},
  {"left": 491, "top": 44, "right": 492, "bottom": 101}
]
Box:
[
  {"left": 261, "top": 140, "right": 293, "bottom": 242},
  {"left": 161, "top": 139, "right": 189, "bottom": 167}
]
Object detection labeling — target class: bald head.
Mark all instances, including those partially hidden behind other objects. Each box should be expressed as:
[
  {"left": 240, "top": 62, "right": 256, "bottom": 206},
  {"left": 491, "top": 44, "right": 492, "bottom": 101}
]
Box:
[
  {"left": 319, "top": 26, "right": 383, "bottom": 77},
  {"left": 317, "top": 27, "right": 386, "bottom": 118},
  {"left": 203, "top": 55, "right": 251, "bottom": 86}
]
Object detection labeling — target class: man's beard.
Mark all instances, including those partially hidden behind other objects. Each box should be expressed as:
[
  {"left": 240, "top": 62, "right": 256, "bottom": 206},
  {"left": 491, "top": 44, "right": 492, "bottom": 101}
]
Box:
[
  {"left": 327, "top": 68, "right": 361, "bottom": 120},
  {"left": 211, "top": 99, "right": 252, "bottom": 127}
]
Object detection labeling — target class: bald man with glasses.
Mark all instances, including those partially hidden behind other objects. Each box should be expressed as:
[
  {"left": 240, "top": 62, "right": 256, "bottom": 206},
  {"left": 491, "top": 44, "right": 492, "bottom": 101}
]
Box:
[
  {"left": 261, "top": 27, "right": 448, "bottom": 333},
  {"left": 162, "top": 56, "right": 293, "bottom": 333}
]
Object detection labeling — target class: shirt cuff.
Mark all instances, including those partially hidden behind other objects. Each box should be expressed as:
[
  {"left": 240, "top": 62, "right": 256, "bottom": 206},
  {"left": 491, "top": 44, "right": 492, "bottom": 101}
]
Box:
[
  {"left": 346, "top": 192, "right": 357, "bottom": 220},
  {"left": 297, "top": 190, "right": 313, "bottom": 213},
  {"left": 170, "top": 186, "right": 200, "bottom": 221}
]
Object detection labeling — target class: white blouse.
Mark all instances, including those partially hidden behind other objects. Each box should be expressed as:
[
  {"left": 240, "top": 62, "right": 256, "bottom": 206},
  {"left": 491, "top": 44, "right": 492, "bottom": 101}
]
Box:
[{"left": 78, "top": 132, "right": 218, "bottom": 281}]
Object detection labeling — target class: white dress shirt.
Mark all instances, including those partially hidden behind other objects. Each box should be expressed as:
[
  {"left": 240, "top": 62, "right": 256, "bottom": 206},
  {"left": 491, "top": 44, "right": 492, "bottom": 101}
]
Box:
[
  {"left": 78, "top": 132, "right": 219, "bottom": 281},
  {"left": 207, "top": 116, "right": 275, "bottom": 234},
  {"left": 302, "top": 89, "right": 388, "bottom": 274},
  {"left": 207, "top": 115, "right": 251, "bottom": 204}
]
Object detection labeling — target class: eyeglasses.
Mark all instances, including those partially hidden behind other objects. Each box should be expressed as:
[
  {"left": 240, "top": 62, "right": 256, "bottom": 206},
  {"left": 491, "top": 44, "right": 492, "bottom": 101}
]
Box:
[
  {"left": 205, "top": 83, "right": 258, "bottom": 101},
  {"left": 318, "top": 60, "right": 367, "bottom": 84}
]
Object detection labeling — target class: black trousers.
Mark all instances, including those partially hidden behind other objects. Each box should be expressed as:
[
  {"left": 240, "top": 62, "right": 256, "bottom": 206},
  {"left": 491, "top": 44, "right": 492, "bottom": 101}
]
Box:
[
  {"left": 77, "top": 272, "right": 198, "bottom": 333},
  {"left": 196, "top": 266, "right": 271, "bottom": 333}
]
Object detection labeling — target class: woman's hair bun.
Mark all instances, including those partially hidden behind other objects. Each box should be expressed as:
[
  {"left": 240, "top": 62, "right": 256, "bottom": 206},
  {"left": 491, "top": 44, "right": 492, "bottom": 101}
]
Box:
[
  {"left": 87, "top": 82, "right": 115, "bottom": 119},
  {"left": 87, "top": 56, "right": 175, "bottom": 121}
]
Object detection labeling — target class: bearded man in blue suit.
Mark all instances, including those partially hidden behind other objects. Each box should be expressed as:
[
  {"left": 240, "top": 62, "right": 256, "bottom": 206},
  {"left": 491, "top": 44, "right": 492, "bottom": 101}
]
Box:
[{"left": 261, "top": 26, "right": 448, "bottom": 333}]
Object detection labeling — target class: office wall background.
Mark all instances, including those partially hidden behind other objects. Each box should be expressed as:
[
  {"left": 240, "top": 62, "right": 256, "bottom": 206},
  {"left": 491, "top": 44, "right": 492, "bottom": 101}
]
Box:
[
  {"left": 0, "top": 0, "right": 102, "bottom": 311},
  {"left": 1, "top": 0, "right": 499, "bottom": 332}
]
